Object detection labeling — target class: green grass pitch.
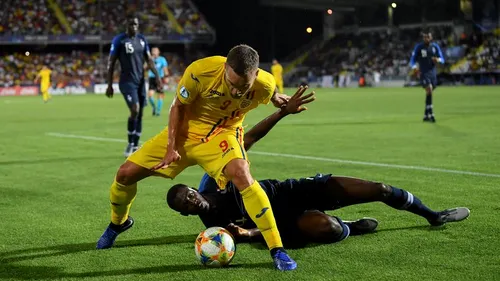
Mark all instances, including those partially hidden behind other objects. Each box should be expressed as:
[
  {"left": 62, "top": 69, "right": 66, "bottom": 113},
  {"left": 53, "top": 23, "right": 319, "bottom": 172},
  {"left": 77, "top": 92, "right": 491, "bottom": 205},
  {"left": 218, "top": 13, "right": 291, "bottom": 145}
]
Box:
[{"left": 1, "top": 86, "right": 499, "bottom": 281}]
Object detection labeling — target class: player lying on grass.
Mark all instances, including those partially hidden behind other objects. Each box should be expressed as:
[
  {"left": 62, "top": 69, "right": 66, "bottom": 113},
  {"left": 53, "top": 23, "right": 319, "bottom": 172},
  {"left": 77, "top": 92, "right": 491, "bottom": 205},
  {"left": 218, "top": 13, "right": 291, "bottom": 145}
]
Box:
[{"left": 167, "top": 92, "right": 470, "bottom": 247}]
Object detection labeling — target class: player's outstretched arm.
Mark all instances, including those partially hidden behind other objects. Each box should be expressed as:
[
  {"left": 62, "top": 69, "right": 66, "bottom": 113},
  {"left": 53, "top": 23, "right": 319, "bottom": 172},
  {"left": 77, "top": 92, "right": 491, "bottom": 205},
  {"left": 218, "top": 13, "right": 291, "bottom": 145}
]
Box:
[{"left": 243, "top": 85, "right": 315, "bottom": 151}]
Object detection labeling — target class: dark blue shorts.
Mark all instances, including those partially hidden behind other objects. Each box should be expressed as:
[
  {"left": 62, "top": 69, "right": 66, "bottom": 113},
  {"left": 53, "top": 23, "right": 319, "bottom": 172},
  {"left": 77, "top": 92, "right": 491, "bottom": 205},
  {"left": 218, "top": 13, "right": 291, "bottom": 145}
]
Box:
[
  {"left": 119, "top": 80, "right": 146, "bottom": 108},
  {"left": 420, "top": 72, "right": 437, "bottom": 89}
]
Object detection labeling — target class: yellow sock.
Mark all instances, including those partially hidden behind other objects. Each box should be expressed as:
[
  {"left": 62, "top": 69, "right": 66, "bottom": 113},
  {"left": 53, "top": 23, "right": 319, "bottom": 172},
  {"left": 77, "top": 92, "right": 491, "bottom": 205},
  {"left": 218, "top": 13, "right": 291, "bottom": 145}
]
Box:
[
  {"left": 240, "top": 180, "right": 283, "bottom": 249},
  {"left": 42, "top": 91, "right": 49, "bottom": 102},
  {"left": 109, "top": 178, "right": 137, "bottom": 225}
]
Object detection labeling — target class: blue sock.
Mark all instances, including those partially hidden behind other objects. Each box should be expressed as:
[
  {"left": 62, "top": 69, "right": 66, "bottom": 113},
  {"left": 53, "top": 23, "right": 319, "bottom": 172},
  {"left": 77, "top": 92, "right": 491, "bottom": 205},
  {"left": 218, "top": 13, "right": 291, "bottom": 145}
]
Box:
[
  {"left": 333, "top": 217, "right": 350, "bottom": 242},
  {"left": 156, "top": 98, "right": 163, "bottom": 115},
  {"left": 133, "top": 114, "right": 143, "bottom": 147},
  {"left": 148, "top": 96, "right": 156, "bottom": 111},
  {"left": 127, "top": 117, "right": 137, "bottom": 144},
  {"left": 384, "top": 186, "right": 439, "bottom": 220}
]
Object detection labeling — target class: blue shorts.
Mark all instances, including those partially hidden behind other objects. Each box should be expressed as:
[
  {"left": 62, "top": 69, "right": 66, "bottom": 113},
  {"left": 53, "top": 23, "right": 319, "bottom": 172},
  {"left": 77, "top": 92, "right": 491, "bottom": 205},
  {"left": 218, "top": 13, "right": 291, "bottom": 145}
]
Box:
[
  {"left": 420, "top": 72, "right": 437, "bottom": 89},
  {"left": 119, "top": 80, "right": 146, "bottom": 108}
]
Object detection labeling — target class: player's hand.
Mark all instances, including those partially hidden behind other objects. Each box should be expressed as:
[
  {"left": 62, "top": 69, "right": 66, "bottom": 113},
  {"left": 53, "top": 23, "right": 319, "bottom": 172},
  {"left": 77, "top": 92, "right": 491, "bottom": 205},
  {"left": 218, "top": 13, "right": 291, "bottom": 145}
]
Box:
[
  {"left": 150, "top": 148, "right": 181, "bottom": 171},
  {"left": 271, "top": 92, "right": 291, "bottom": 108},
  {"left": 156, "top": 78, "right": 163, "bottom": 93},
  {"left": 226, "top": 223, "right": 250, "bottom": 239},
  {"left": 105, "top": 86, "right": 114, "bottom": 98},
  {"left": 282, "top": 85, "right": 315, "bottom": 115},
  {"left": 432, "top": 57, "right": 439, "bottom": 63}
]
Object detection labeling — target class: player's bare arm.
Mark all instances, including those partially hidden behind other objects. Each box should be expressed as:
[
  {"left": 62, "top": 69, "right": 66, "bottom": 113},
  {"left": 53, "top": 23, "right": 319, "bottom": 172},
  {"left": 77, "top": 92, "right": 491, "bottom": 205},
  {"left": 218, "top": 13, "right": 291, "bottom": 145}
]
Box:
[
  {"left": 106, "top": 54, "right": 118, "bottom": 98},
  {"left": 145, "top": 51, "right": 163, "bottom": 92},
  {"left": 244, "top": 85, "right": 315, "bottom": 151},
  {"left": 226, "top": 223, "right": 260, "bottom": 241},
  {"left": 33, "top": 73, "right": 40, "bottom": 84},
  {"left": 150, "top": 96, "right": 184, "bottom": 171}
]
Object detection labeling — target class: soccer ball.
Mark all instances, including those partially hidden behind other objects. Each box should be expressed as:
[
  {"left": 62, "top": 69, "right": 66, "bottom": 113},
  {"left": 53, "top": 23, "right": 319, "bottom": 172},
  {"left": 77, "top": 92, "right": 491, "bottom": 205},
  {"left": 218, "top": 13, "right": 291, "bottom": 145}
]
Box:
[{"left": 194, "top": 227, "right": 236, "bottom": 267}]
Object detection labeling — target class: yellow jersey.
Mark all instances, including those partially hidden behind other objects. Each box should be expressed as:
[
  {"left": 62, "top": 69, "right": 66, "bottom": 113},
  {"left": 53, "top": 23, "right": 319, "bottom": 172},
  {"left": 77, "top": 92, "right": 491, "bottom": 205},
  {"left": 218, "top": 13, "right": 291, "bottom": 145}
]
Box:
[
  {"left": 38, "top": 68, "right": 52, "bottom": 85},
  {"left": 176, "top": 56, "right": 276, "bottom": 142},
  {"left": 271, "top": 63, "right": 283, "bottom": 80}
]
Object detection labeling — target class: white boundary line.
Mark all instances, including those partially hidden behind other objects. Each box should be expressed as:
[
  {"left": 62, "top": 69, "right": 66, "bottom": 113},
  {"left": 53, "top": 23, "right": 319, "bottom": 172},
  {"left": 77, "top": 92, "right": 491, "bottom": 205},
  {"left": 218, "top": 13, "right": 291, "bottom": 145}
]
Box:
[{"left": 46, "top": 132, "right": 500, "bottom": 178}]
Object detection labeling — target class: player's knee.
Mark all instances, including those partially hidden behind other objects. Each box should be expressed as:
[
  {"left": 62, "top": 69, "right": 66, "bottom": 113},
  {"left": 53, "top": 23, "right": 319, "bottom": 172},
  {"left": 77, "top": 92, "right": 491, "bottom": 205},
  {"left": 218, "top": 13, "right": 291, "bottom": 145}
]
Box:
[
  {"left": 116, "top": 162, "right": 140, "bottom": 186},
  {"left": 375, "top": 182, "right": 392, "bottom": 200},
  {"left": 129, "top": 103, "right": 140, "bottom": 118},
  {"left": 298, "top": 211, "right": 343, "bottom": 243},
  {"left": 224, "top": 159, "right": 252, "bottom": 189}
]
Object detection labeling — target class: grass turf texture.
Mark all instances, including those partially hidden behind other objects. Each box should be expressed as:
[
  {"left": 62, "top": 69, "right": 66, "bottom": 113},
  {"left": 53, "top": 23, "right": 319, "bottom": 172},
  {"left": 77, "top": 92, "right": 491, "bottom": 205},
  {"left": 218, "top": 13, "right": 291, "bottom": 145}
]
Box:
[{"left": 1, "top": 87, "right": 499, "bottom": 281}]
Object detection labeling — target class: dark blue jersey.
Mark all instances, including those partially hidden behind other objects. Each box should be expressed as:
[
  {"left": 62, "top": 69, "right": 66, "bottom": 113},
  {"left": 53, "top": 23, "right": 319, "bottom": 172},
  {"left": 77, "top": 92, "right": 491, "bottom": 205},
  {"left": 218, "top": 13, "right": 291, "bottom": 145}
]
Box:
[
  {"left": 197, "top": 173, "right": 333, "bottom": 230},
  {"left": 409, "top": 42, "right": 445, "bottom": 73},
  {"left": 110, "top": 33, "right": 150, "bottom": 84}
]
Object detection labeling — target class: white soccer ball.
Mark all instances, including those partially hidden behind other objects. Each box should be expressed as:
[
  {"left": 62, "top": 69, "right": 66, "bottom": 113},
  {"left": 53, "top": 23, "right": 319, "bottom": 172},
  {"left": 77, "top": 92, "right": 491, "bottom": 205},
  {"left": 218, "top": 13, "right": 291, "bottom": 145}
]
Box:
[{"left": 194, "top": 227, "right": 236, "bottom": 267}]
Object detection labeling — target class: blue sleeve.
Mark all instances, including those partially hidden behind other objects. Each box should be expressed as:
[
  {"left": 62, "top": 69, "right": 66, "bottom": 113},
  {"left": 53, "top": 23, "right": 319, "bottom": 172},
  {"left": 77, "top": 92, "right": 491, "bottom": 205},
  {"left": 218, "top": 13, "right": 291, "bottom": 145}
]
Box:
[
  {"left": 110, "top": 34, "right": 122, "bottom": 56},
  {"left": 434, "top": 43, "right": 445, "bottom": 64},
  {"left": 198, "top": 173, "right": 218, "bottom": 194},
  {"left": 409, "top": 43, "right": 420, "bottom": 67}
]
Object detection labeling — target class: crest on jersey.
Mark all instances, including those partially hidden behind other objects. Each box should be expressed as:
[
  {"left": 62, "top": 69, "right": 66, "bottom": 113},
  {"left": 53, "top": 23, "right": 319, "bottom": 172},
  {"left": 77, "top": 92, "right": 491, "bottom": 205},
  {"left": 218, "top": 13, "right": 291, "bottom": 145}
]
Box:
[
  {"left": 180, "top": 86, "right": 189, "bottom": 99},
  {"left": 140, "top": 40, "right": 145, "bottom": 48},
  {"left": 239, "top": 98, "right": 252, "bottom": 109}
]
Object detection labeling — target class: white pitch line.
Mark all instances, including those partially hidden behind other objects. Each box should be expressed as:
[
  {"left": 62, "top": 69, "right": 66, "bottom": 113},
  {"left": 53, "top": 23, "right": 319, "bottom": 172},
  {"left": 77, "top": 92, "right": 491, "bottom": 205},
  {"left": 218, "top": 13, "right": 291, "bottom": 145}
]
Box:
[
  {"left": 46, "top": 132, "right": 500, "bottom": 178},
  {"left": 46, "top": 132, "right": 127, "bottom": 143}
]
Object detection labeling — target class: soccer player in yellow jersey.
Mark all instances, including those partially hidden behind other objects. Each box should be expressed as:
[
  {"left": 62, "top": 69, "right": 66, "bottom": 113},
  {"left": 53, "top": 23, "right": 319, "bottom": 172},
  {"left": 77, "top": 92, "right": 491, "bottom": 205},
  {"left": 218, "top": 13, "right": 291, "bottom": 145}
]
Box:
[
  {"left": 34, "top": 66, "right": 52, "bottom": 102},
  {"left": 96, "top": 44, "right": 315, "bottom": 271},
  {"left": 271, "top": 59, "right": 284, "bottom": 93}
]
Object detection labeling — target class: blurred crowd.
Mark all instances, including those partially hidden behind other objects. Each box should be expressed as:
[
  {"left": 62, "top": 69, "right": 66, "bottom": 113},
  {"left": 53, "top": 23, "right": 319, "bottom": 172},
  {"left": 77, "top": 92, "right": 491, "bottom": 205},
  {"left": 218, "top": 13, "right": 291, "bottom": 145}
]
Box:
[
  {"left": 0, "top": 0, "right": 63, "bottom": 35},
  {"left": 451, "top": 32, "right": 500, "bottom": 74},
  {"left": 292, "top": 25, "right": 499, "bottom": 86},
  {"left": 0, "top": 0, "right": 212, "bottom": 36},
  {"left": 0, "top": 51, "right": 192, "bottom": 88},
  {"left": 300, "top": 26, "right": 453, "bottom": 81}
]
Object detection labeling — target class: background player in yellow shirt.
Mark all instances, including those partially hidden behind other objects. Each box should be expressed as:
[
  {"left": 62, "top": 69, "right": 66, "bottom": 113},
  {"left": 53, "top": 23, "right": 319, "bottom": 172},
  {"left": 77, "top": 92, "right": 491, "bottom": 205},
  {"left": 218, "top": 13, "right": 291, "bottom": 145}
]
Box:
[
  {"left": 271, "top": 59, "right": 284, "bottom": 93},
  {"left": 34, "top": 65, "right": 52, "bottom": 103},
  {"left": 96, "top": 44, "right": 315, "bottom": 271}
]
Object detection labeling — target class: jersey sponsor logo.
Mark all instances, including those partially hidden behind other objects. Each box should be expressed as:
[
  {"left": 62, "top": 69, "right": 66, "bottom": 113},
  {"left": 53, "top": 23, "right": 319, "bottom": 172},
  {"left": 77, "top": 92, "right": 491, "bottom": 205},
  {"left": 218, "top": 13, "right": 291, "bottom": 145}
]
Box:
[
  {"left": 221, "top": 147, "right": 235, "bottom": 158},
  {"left": 239, "top": 98, "right": 252, "bottom": 109},
  {"left": 190, "top": 73, "right": 200, "bottom": 83},
  {"left": 255, "top": 207, "right": 269, "bottom": 219},
  {"left": 180, "top": 86, "right": 189, "bottom": 98},
  {"left": 209, "top": 89, "right": 225, "bottom": 97}
]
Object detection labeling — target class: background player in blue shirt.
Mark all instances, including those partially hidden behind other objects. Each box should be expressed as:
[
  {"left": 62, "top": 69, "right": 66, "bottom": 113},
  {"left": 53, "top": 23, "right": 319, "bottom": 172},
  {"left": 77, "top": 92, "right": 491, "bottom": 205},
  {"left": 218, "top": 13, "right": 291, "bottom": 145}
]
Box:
[
  {"left": 106, "top": 15, "right": 163, "bottom": 157},
  {"left": 410, "top": 31, "right": 445, "bottom": 123},
  {"left": 166, "top": 92, "right": 469, "bottom": 248},
  {"left": 147, "top": 47, "right": 169, "bottom": 117}
]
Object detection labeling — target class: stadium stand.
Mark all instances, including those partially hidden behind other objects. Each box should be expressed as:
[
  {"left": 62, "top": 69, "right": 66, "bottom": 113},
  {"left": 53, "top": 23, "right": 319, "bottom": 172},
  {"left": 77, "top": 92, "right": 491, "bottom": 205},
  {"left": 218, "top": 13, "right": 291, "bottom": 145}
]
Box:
[
  {"left": 0, "top": 0, "right": 212, "bottom": 36},
  {"left": 0, "top": 0, "right": 64, "bottom": 35}
]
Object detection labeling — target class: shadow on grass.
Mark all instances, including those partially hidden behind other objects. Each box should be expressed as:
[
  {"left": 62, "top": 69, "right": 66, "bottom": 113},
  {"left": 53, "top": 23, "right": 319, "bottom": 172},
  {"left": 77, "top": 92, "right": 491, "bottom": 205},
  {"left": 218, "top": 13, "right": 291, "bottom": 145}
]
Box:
[
  {"left": 0, "top": 234, "right": 198, "bottom": 264},
  {"left": 375, "top": 224, "right": 447, "bottom": 233},
  {"left": 0, "top": 262, "right": 272, "bottom": 280},
  {"left": 0, "top": 234, "right": 273, "bottom": 279}
]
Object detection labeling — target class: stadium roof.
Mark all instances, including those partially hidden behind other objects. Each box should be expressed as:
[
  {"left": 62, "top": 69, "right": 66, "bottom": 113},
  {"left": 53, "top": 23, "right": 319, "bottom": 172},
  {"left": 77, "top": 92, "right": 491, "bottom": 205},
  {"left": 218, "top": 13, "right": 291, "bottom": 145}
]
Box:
[{"left": 261, "top": 0, "right": 436, "bottom": 11}]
